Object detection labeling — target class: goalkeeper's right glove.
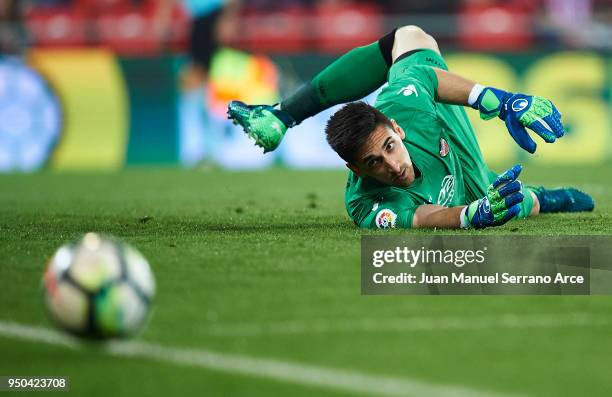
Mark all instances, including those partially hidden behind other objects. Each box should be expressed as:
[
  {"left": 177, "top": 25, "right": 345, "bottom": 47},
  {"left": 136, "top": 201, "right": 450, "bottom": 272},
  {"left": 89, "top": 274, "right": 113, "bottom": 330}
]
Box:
[{"left": 462, "top": 164, "right": 524, "bottom": 229}]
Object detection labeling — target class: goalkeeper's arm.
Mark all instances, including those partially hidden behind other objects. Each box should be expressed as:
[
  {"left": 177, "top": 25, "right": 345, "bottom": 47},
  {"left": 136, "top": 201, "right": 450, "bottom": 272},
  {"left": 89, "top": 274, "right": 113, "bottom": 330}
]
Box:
[
  {"left": 413, "top": 165, "right": 524, "bottom": 229},
  {"left": 431, "top": 68, "right": 564, "bottom": 154},
  {"left": 411, "top": 205, "right": 465, "bottom": 229}
]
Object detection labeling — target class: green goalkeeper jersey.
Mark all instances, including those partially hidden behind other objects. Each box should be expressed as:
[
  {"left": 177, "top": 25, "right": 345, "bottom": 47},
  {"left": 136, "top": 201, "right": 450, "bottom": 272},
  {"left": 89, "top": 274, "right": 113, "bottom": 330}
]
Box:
[{"left": 344, "top": 49, "right": 499, "bottom": 229}]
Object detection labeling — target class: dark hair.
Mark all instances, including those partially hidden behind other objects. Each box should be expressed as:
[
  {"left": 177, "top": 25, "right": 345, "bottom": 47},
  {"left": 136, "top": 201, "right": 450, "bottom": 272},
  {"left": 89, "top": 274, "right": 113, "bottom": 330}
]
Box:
[{"left": 325, "top": 102, "right": 393, "bottom": 163}]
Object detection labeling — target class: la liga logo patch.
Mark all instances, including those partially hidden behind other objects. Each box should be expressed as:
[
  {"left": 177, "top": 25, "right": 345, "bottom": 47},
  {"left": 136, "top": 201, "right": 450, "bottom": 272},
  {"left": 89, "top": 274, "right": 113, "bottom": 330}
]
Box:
[
  {"left": 439, "top": 138, "right": 449, "bottom": 157},
  {"left": 375, "top": 209, "right": 397, "bottom": 229}
]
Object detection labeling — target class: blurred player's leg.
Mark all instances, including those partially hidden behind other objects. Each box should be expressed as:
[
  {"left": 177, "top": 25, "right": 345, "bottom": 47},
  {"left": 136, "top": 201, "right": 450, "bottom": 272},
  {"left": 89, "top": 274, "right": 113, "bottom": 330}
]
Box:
[
  {"left": 179, "top": 64, "right": 208, "bottom": 165},
  {"left": 178, "top": 8, "right": 223, "bottom": 165}
]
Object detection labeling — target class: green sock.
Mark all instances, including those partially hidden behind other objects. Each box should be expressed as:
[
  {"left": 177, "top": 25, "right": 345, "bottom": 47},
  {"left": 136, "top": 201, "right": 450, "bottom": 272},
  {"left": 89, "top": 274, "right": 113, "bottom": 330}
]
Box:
[{"left": 281, "top": 41, "right": 390, "bottom": 125}]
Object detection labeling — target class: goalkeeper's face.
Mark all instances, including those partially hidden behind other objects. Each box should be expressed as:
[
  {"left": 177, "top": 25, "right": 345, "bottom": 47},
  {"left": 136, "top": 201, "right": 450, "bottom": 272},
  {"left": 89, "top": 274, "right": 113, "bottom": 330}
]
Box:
[{"left": 348, "top": 120, "right": 415, "bottom": 187}]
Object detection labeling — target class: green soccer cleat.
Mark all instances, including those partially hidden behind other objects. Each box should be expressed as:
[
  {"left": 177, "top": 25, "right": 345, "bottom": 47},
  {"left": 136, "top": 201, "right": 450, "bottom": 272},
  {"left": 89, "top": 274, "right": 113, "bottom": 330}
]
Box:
[{"left": 227, "top": 101, "right": 296, "bottom": 153}]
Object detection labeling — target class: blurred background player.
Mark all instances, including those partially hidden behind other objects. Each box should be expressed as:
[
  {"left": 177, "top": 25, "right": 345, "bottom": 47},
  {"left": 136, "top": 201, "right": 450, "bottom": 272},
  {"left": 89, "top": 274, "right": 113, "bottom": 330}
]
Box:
[
  {"left": 153, "top": 0, "right": 241, "bottom": 165},
  {"left": 0, "top": 0, "right": 26, "bottom": 54}
]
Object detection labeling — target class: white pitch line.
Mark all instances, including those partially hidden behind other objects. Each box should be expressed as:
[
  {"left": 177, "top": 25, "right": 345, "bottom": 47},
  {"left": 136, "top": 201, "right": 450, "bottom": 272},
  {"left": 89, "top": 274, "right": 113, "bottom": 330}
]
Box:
[
  {"left": 0, "top": 320, "right": 523, "bottom": 397},
  {"left": 206, "top": 313, "right": 612, "bottom": 337},
  {"left": 0, "top": 320, "right": 81, "bottom": 349}
]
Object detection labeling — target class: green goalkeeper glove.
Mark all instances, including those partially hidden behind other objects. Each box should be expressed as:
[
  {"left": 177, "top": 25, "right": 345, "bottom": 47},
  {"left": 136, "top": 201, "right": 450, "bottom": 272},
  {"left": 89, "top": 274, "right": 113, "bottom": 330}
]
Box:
[
  {"left": 471, "top": 87, "right": 564, "bottom": 154},
  {"left": 462, "top": 165, "right": 524, "bottom": 229}
]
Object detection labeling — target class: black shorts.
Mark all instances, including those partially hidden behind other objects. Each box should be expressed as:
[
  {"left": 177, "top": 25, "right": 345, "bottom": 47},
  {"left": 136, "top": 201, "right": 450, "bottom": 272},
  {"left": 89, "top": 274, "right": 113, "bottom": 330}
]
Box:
[{"left": 189, "top": 8, "right": 223, "bottom": 70}]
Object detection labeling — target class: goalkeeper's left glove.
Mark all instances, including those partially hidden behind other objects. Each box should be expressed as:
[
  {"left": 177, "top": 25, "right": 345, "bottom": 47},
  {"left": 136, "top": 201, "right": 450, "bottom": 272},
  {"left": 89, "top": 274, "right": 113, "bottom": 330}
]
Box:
[
  {"left": 462, "top": 164, "right": 524, "bottom": 229},
  {"left": 471, "top": 86, "right": 564, "bottom": 154}
]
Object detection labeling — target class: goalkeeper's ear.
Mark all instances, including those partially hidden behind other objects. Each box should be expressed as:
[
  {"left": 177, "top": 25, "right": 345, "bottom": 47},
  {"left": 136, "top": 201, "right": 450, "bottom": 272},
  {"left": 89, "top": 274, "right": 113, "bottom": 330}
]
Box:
[{"left": 390, "top": 119, "right": 405, "bottom": 140}]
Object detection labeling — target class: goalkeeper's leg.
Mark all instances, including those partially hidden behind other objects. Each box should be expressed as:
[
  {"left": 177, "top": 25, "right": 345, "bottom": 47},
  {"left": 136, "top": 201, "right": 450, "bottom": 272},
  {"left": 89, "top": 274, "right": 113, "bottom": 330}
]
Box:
[
  {"left": 527, "top": 186, "right": 595, "bottom": 215},
  {"left": 295, "top": 25, "right": 439, "bottom": 120},
  {"left": 514, "top": 186, "right": 594, "bottom": 219},
  {"left": 228, "top": 25, "right": 440, "bottom": 152},
  {"left": 227, "top": 39, "right": 392, "bottom": 152}
]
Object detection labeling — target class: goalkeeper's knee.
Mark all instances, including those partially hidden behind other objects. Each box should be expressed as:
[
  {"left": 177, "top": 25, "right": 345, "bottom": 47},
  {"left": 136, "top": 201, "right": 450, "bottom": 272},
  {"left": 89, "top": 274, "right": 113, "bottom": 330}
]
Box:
[{"left": 392, "top": 25, "right": 440, "bottom": 60}]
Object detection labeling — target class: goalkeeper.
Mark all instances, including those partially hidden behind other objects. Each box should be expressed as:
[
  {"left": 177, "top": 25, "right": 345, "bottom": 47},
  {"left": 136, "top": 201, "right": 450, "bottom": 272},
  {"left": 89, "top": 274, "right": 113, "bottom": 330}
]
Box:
[{"left": 228, "top": 26, "right": 594, "bottom": 229}]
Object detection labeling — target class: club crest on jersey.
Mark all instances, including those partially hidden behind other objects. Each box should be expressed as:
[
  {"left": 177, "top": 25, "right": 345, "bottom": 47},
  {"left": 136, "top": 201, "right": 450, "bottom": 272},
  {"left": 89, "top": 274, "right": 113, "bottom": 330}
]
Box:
[
  {"left": 439, "top": 138, "right": 449, "bottom": 157},
  {"left": 437, "top": 175, "right": 455, "bottom": 206},
  {"left": 375, "top": 209, "right": 397, "bottom": 229}
]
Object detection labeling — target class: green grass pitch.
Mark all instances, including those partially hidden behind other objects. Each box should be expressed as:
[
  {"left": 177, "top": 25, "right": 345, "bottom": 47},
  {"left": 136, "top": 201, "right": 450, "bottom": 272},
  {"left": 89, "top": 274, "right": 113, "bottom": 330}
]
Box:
[{"left": 0, "top": 164, "right": 611, "bottom": 397}]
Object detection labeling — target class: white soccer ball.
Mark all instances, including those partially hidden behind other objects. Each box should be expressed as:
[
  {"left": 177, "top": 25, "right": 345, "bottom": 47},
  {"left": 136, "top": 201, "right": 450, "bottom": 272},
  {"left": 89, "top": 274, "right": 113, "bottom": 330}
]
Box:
[{"left": 42, "top": 233, "right": 155, "bottom": 339}]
